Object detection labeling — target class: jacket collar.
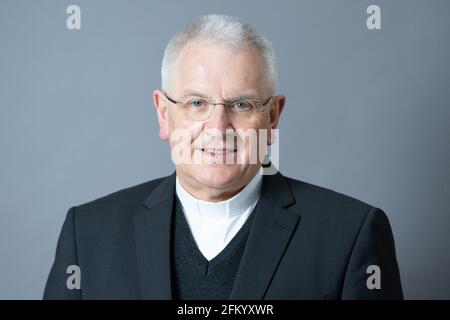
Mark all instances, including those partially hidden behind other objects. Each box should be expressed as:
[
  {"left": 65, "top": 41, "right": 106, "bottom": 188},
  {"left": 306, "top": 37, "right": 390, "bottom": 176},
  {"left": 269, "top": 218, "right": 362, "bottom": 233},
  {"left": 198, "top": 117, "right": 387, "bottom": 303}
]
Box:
[{"left": 133, "top": 170, "right": 300, "bottom": 299}]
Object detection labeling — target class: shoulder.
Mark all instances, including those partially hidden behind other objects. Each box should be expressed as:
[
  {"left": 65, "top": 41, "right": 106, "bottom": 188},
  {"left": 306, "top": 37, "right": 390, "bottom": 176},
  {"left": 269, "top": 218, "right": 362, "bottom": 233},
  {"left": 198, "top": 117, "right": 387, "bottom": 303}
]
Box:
[
  {"left": 72, "top": 174, "right": 171, "bottom": 222},
  {"left": 285, "top": 175, "right": 373, "bottom": 211},
  {"left": 279, "top": 173, "right": 382, "bottom": 231},
  {"left": 277, "top": 174, "right": 393, "bottom": 259}
]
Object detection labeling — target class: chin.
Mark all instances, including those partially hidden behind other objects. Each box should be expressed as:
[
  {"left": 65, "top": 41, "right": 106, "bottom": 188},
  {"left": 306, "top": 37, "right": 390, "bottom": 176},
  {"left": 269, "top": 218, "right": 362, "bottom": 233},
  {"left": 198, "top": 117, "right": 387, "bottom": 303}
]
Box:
[{"left": 192, "top": 164, "right": 245, "bottom": 189}]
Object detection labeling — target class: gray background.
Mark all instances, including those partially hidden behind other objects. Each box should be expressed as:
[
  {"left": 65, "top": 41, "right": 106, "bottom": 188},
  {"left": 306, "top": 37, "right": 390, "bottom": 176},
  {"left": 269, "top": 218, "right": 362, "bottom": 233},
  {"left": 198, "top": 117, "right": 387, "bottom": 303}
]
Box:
[{"left": 1, "top": 0, "right": 449, "bottom": 299}]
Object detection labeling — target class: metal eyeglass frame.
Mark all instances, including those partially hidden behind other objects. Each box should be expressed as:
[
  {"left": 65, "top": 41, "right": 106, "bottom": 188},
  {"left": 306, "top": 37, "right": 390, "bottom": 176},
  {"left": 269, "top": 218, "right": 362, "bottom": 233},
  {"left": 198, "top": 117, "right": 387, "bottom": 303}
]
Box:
[{"left": 163, "top": 91, "right": 273, "bottom": 120}]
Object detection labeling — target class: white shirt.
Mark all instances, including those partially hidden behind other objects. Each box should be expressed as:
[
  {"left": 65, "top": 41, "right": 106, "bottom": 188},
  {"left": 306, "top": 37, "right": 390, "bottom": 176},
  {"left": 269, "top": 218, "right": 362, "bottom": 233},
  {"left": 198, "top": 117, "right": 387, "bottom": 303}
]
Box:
[{"left": 175, "top": 171, "right": 262, "bottom": 261}]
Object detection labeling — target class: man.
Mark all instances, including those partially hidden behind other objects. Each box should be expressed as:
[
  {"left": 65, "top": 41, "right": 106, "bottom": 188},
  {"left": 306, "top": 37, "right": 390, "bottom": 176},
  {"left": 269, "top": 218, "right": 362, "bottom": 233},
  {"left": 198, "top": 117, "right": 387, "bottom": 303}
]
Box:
[{"left": 44, "top": 14, "right": 403, "bottom": 299}]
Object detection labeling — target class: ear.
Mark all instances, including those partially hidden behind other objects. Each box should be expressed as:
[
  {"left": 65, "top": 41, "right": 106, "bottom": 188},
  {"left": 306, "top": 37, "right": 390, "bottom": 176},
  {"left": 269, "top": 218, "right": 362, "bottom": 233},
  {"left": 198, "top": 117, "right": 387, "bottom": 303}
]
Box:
[
  {"left": 267, "top": 95, "right": 285, "bottom": 145},
  {"left": 153, "top": 89, "right": 170, "bottom": 141}
]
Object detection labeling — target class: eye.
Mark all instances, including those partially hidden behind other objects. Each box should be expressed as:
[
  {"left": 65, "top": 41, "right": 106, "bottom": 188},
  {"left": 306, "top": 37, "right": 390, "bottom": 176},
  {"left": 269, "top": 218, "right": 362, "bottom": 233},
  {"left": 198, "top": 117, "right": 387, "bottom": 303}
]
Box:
[
  {"left": 233, "top": 101, "right": 253, "bottom": 110},
  {"left": 189, "top": 99, "right": 205, "bottom": 108}
]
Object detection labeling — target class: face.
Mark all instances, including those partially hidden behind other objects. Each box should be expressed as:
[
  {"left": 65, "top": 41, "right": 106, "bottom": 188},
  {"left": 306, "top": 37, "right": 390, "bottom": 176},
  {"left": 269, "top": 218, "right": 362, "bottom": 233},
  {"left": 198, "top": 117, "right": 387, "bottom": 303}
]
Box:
[{"left": 153, "top": 39, "right": 285, "bottom": 201}]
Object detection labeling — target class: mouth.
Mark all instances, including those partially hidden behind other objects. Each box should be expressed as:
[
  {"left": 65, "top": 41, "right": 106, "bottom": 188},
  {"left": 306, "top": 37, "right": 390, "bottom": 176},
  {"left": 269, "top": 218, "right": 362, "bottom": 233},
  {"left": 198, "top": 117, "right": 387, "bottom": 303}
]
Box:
[{"left": 200, "top": 148, "right": 237, "bottom": 158}]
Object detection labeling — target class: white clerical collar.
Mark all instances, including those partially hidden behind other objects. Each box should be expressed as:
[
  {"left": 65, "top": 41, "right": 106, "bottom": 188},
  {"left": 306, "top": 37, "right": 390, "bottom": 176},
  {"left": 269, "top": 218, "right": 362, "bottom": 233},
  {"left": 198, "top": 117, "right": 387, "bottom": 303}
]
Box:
[{"left": 175, "top": 170, "right": 262, "bottom": 219}]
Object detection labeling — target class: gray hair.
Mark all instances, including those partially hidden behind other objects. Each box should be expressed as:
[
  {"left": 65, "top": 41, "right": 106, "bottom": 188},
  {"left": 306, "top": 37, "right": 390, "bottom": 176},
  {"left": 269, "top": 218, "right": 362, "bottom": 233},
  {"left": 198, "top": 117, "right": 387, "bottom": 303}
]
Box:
[{"left": 161, "top": 14, "right": 278, "bottom": 93}]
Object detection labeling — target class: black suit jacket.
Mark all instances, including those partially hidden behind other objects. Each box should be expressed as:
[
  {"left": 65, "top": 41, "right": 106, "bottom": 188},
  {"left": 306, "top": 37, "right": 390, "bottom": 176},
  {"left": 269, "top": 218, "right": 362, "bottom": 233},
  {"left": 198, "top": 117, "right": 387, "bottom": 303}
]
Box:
[{"left": 44, "top": 171, "right": 403, "bottom": 299}]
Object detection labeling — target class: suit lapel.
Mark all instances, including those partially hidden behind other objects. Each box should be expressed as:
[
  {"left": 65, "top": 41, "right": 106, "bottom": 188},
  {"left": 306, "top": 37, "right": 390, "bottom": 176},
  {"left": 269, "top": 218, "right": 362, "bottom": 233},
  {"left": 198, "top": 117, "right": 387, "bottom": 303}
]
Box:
[
  {"left": 132, "top": 171, "right": 300, "bottom": 300},
  {"left": 133, "top": 172, "right": 176, "bottom": 299},
  {"left": 229, "top": 172, "right": 301, "bottom": 299}
]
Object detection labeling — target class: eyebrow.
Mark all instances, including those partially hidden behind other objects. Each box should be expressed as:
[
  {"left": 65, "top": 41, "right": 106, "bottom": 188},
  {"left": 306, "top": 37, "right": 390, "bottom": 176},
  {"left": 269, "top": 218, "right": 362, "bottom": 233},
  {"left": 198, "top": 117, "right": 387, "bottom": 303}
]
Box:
[
  {"left": 180, "top": 89, "right": 261, "bottom": 101},
  {"left": 180, "top": 90, "right": 211, "bottom": 99}
]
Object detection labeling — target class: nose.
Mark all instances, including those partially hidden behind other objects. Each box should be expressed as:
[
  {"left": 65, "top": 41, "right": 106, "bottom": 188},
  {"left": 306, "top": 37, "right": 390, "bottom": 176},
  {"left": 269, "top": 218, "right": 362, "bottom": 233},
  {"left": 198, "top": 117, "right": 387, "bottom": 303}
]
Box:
[{"left": 203, "top": 103, "right": 232, "bottom": 133}]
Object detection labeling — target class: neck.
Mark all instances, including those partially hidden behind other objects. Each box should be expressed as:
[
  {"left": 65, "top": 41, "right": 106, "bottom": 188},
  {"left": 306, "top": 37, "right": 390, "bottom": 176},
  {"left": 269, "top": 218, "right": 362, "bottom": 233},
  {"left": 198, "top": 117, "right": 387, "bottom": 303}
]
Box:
[{"left": 176, "top": 169, "right": 260, "bottom": 202}]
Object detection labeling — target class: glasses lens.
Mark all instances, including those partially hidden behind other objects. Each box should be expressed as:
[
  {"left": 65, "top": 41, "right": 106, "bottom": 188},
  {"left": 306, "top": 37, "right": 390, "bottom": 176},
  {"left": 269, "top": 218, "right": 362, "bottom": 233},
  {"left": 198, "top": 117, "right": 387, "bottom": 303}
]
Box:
[
  {"left": 177, "top": 97, "right": 269, "bottom": 121},
  {"left": 232, "top": 100, "right": 256, "bottom": 112},
  {"left": 183, "top": 98, "right": 211, "bottom": 120}
]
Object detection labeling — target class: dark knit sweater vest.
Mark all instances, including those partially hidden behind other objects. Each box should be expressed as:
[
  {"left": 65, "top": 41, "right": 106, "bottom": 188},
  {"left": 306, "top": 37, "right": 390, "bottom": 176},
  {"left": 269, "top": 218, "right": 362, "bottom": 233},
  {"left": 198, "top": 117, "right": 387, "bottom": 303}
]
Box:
[{"left": 171, "top": 195, "right": 256, "bottom": 300}]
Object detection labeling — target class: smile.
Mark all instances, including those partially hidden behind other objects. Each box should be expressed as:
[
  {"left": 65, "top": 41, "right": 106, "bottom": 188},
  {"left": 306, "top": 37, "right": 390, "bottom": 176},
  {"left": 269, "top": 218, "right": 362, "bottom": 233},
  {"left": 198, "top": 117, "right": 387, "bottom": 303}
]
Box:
[{"left": 200, "top": 148, "right": 237, "bottom": 157}]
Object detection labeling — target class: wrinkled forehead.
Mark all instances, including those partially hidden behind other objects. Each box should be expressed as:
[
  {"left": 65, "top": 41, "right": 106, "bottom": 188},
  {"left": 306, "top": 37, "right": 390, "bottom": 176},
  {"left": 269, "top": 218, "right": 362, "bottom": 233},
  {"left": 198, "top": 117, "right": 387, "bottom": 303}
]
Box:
[{"left": 169, "top": 39, "right": 270, "bottom": 96}]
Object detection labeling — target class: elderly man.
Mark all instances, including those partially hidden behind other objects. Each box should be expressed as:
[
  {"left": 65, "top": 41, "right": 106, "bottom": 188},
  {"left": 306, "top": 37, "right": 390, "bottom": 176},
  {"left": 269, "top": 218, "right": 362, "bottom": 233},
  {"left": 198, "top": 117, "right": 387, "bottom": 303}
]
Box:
[{"left": 44, "top": 14, "right": 403, "bottom": 299}]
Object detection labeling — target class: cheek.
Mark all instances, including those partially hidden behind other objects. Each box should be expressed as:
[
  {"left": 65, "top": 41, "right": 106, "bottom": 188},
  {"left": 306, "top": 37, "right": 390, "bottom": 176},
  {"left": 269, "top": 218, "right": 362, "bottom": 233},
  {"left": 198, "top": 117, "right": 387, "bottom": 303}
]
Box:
[
  {"left": 168, "top": 114, "right": 205, "bottom": 154},
  {"left": 167, "top": 112, "right": 187, "bottom": 150},
  {"left": 235, "top": 128, "right": 270, "bottom": 164},
  {"left": 167, "top": 109, "right": 181, "bottom": 132},
  {"left": 167, "top": 111, "right": 194, "bottom": 140},
  {"left": 253, "top": 110, "right": 271, "bottom": 128}
]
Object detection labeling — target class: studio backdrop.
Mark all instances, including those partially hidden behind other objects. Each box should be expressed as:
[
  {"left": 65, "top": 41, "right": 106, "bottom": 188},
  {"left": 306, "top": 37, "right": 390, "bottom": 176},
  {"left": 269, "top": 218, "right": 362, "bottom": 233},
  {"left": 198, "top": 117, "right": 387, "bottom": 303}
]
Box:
[{"left": 1, "top": 0, "right": 449, "bottom": 299}]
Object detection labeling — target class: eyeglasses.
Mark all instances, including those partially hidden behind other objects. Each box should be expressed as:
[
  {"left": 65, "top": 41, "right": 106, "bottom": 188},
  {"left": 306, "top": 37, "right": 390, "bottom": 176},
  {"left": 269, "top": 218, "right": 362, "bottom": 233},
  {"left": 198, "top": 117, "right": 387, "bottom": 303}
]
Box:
[{"left": 164, "top": 91, "right": 273, "bottom": 121}]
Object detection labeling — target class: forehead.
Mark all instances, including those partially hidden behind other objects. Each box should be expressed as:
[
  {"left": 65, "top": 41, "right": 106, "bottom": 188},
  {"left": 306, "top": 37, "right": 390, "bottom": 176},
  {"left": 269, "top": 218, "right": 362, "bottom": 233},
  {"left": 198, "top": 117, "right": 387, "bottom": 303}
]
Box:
[{"left": 171, "top": 39, "right": 269, "bottom": 95}]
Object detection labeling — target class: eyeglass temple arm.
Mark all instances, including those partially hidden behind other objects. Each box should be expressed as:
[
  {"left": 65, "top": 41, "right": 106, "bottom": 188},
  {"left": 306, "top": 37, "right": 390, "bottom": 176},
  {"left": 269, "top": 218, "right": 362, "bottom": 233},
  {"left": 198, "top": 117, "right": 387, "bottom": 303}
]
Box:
[
  {"left": 164, "top": 92, "right": 179, "bottom": 104},
  {"left": 165, "top": 91, "right": 273, "bottom": 106}
]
